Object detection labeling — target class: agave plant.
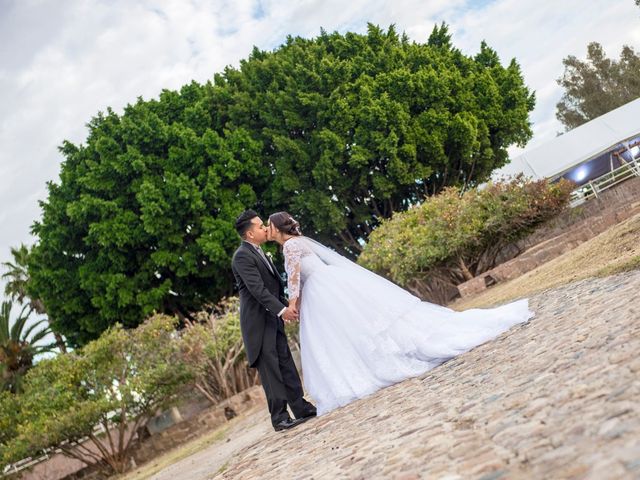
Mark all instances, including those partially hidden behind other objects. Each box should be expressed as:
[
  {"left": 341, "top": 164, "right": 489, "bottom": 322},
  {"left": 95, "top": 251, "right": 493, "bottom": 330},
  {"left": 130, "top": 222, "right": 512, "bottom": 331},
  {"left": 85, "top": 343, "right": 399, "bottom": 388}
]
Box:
[{"left": 0, "top": 301, "right": 56, "bottom": 393}]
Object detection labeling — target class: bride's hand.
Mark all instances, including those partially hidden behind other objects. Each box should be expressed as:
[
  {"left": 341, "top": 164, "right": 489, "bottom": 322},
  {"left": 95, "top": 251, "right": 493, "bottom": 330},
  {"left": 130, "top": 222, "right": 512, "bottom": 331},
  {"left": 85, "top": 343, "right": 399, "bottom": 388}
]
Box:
[
  {"left": 289, "top": 297, "right": 300, "bottom": 313},
  {"left": 285, "top": 298, "right": 300, "bottom": 323},
  {"left": 282, "top": 306, "right": 298, "bottom": 323}
]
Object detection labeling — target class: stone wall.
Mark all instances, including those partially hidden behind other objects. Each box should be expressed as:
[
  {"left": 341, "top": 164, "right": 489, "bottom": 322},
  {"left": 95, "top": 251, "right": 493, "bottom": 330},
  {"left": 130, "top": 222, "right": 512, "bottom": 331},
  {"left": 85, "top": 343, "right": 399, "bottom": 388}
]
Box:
[
  {"left": 457, "top": 176, "right": 640, "bottom": 298},
  {"left": 524, "top": 175, "right": 640, "bottom": 247}
]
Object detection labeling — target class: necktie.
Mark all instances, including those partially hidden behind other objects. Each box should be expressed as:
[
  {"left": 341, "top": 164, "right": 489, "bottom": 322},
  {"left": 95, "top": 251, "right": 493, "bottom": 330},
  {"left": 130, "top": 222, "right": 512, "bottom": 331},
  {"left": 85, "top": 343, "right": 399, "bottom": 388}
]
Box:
[{"left": 256, "top": 246, "right": 274, "bottom": 274}]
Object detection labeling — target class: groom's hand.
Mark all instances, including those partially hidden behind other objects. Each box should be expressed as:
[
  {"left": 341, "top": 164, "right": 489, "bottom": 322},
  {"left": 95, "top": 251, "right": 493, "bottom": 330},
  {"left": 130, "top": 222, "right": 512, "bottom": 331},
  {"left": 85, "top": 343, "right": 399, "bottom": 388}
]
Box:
[{"left": 282, "top": 306, "right": 299, "bottom": 323}]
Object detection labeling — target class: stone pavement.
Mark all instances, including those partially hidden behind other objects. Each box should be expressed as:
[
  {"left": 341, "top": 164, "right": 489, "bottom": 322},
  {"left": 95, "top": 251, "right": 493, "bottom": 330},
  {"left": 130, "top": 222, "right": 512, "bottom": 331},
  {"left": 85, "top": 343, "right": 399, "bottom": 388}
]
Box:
[
  {"left": 145, "top": 404, "right": 273, "bottom": 480},
  {"left": 153, "top": 270, "right": 640, "bottom": 480}
]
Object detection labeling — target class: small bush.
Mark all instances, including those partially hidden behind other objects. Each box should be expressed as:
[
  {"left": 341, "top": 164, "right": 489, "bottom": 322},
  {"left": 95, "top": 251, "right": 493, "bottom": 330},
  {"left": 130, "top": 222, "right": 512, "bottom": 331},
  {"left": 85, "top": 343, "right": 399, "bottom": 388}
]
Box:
[
  {"left": 359, "top": 176, "right": 574, "bottom": 303},
  {"left": 181, "top": 298, "right": 259, "bottom": 403}
]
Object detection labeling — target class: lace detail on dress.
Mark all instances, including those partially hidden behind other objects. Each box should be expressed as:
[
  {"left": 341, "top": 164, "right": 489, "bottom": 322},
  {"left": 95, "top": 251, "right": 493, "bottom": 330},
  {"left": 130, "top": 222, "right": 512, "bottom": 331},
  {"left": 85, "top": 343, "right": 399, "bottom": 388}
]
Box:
[{"left": 283, "top": 237, "right": 311, "bottom": 299}]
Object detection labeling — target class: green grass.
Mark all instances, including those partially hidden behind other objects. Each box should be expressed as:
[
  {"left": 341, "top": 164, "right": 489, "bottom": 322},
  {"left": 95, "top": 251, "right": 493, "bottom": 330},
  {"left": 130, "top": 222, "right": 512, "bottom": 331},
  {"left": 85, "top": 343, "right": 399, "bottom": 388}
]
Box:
[{"left": 596, "top": 254, "right": 640, "bottom": 277}]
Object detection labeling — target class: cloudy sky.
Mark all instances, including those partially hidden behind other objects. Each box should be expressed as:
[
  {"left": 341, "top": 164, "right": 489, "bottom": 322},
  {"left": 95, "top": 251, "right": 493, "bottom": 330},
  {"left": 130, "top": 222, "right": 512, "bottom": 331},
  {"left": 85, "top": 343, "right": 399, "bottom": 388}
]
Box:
[{"left": 1, "top": 0, "right": 639, "bottom": 297}]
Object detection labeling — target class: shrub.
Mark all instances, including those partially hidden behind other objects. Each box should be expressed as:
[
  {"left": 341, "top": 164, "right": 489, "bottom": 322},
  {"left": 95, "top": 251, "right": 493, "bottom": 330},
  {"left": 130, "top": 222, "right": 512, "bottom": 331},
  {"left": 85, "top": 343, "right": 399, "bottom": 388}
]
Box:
[
  {"left": 181, "top": 298, "right": 259, "bottom": 403},
  {"left": 359, "top": 176, "right": 574, "bottom": 303},
  {"left": 0, "top": 315, "right": 193, "bottom": 475}
]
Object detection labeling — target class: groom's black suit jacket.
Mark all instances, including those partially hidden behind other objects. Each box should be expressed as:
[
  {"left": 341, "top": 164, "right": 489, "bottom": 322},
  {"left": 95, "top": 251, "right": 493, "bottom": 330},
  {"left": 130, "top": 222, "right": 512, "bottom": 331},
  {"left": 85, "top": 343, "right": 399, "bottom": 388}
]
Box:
[{"left": 231, "top": 241, "right": 287, "bottom": 367}]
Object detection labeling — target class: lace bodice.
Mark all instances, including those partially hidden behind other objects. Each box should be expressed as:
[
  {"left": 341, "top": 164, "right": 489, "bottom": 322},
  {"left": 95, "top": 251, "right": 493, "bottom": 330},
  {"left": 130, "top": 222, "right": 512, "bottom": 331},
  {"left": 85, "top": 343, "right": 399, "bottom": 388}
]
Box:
[{"left": 283, "top": 236, "right": 327, "bottom": 298}]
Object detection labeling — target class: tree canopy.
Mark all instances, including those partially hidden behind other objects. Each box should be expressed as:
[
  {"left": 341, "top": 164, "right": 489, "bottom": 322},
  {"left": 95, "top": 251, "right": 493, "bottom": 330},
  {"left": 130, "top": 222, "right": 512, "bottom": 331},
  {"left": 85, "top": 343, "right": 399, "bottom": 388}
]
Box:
[
  {"left": 30, "top": 24, "right": 535, "bottom": 345},
  {"left": 556, "top": 41, "right": 640, "bottom": 131},
  {"left": 215, "top": 23, "right": 535, "bottom": 252}
]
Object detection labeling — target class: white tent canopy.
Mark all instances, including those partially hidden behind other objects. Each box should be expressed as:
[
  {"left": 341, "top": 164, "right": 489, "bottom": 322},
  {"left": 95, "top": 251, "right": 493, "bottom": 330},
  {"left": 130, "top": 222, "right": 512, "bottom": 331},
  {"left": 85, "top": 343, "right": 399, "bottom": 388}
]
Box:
[{"left": 492, "top": 98, "right": 640, "bottom": 181}]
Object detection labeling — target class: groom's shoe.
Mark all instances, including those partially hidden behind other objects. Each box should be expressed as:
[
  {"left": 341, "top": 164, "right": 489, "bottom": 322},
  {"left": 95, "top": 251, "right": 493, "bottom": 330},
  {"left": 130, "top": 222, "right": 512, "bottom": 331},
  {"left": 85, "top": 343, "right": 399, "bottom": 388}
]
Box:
[
  {"left": 297, "top": 410, "right": 317, "bottom": 421},
  {"left": 273, "top": 417, "right": 305, "bottom": 432}
]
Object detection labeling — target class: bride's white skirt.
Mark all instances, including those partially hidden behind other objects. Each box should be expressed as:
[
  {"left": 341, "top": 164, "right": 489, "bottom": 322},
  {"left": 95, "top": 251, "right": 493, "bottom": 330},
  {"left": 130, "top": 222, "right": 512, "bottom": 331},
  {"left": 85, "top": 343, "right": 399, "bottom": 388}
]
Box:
[{"left": 299, "top": 265, "right": 534, "bottom": 415}]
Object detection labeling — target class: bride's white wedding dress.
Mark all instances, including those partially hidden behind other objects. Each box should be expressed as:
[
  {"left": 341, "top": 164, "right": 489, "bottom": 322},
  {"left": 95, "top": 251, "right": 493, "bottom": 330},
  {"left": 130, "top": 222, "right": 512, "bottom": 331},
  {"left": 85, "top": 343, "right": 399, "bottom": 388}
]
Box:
[{"left": 283, "top": 236, "right": 534, "bottom": 416}]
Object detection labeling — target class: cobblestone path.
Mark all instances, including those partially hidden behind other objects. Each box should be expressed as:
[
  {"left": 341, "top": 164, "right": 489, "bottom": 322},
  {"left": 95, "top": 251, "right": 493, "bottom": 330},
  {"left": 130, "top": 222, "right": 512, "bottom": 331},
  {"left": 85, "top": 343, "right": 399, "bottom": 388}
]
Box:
[
  {"left": 213, "top": 270, "right": 640, "bottom": 480},
  {"left": 148, "top": 270, "right": 640, "bottom": 480}
]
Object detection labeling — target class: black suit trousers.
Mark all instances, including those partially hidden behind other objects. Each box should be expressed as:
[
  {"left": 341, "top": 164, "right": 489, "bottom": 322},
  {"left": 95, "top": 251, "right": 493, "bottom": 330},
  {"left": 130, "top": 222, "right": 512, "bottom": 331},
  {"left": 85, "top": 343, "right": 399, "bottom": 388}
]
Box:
[{"left": 255, "top": 321, "right": 316, "bottom": 426}]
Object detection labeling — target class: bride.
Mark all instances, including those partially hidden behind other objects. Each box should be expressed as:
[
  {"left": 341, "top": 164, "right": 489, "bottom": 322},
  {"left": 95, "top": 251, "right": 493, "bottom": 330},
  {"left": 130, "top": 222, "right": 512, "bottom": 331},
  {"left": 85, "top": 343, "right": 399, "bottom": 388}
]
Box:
[{"left": 267, "top": 211, "right": 534, "bottom": 415}]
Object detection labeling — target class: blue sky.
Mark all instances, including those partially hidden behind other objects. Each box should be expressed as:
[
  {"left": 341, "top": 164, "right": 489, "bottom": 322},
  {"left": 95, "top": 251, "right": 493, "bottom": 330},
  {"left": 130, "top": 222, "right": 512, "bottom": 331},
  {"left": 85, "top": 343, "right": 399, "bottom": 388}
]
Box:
[{"left": 0, "top": 0, "right": 639, "bottom": 319}]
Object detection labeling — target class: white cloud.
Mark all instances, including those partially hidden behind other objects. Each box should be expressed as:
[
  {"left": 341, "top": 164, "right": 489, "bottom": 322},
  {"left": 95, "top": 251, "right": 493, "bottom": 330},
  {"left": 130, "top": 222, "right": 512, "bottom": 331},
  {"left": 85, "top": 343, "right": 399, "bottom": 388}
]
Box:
[
  {"left": 455, "top": 0, "right": 640, "bottom": 154},
  {"left": 1, "top": 0, "right": 639, "bottom": 315}
]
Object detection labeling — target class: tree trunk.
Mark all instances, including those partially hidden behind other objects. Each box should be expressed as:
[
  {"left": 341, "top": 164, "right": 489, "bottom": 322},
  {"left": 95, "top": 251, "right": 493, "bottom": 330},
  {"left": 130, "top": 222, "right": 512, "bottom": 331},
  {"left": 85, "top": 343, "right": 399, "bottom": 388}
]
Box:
[
  {"left": 458, "top": 257, "right": 474, "bottom": 281},
  {"left": 53, "top": 331, "right": 67, "bottom": 353}
]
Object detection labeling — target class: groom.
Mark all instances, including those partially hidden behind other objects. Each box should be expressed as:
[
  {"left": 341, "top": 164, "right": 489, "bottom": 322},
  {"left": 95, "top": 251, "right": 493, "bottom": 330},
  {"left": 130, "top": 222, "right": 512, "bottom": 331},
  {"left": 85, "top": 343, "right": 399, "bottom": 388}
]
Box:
[{"left": 231, "top": 210, "right": 317, "bottom": 431}]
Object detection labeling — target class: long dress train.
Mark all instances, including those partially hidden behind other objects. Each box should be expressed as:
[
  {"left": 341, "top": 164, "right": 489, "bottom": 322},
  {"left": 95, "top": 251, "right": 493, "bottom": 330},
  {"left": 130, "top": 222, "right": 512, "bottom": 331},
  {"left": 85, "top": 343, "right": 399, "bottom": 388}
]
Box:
[{"left": 283, "top": 236, "right": 534, "bottom": 415}]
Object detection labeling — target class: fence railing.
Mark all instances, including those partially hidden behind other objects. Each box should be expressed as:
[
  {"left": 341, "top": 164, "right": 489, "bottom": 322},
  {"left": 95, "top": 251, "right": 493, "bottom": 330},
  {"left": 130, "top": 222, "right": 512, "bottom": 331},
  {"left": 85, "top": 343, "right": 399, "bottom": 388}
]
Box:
[{"left": 569, "top": 158, "right": 640, "bottom": 207}]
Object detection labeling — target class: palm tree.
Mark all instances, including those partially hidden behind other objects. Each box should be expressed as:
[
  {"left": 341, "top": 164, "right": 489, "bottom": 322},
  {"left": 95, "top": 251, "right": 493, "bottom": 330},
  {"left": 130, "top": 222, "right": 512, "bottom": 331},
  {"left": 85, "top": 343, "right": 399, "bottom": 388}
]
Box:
[
  {"left": 0, "top": 301, "right": 56, "bottom": 393},
  {"left": 2, "top": 244, "right": 67, "bottom": 352},
  {"left": 2, "top": 245, "right": 31, "bottom": 306}
]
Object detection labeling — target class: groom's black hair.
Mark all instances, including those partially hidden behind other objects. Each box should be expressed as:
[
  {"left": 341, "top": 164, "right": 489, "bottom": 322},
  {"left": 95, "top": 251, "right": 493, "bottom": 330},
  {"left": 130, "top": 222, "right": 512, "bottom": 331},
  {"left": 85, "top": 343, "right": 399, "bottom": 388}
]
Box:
[{"left": 235, "top": 209, "right": 259, "bottom": 238}]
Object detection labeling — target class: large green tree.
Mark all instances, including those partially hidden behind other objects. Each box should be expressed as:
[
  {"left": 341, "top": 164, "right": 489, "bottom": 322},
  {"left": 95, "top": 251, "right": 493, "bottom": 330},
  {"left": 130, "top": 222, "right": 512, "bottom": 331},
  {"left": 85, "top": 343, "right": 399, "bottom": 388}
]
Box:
[
  {"left": 30, "top": 85, "right": 267, "bottom": 346},
  {"left": 556, "top": 42, "right": 640, "bottom": 130},
  {"left": 214, "top": 24, "right": 535, "bottom": 253},
  {"left": 30, "top": 24, "right": 534, "bottom": 345}
]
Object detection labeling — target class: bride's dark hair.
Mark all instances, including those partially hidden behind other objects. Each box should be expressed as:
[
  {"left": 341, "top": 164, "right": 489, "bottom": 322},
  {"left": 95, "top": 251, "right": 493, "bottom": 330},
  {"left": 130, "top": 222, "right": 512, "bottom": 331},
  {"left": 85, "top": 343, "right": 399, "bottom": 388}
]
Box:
[{"left": 269, "top": 211, "right": 302, "bottom": 236}]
